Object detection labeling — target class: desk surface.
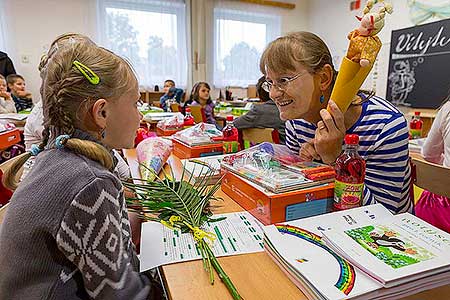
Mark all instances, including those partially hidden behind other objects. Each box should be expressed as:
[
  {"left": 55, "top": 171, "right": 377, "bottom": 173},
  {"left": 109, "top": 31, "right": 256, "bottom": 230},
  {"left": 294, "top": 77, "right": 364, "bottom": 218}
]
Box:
[{"left": 123, "top": 149, "right": 450, "bottom": 300}]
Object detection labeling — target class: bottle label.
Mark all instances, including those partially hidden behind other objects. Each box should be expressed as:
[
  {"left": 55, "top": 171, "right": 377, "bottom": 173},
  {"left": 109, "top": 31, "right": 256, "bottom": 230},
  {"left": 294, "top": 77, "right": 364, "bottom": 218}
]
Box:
[
  {"left": 410, "top": 129, "right": 422, "bottom": 139},
  {"left": 333, "top": 180, "right": 363, "bottom": 210},
  {"left": 223, "top": 141, "right": 239, "bottom": 154}
]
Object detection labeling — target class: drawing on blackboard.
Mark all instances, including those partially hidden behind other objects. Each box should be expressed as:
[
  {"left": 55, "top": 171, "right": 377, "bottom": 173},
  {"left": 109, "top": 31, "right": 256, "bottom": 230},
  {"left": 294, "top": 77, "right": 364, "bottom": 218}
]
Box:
[{"left": 388, "top": 60, "right": 416, "bottom": 106}]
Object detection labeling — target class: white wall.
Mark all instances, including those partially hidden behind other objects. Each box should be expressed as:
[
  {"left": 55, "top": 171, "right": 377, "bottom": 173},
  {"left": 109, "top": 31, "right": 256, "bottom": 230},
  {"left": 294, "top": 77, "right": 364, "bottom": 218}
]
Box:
[
  {"left": 2, "top": 0, "right": 97, "bottom": 102},
  {"left": 307, "top": 0, "right": 437, "bottom": 99}
]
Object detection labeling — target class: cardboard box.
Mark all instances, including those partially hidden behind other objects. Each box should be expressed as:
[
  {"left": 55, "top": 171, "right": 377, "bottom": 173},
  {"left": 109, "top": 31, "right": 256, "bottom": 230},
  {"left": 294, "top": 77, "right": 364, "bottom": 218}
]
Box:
[
  {"left": 0, "top": 129, "right": 21, "bottom": 150},
  {"left": 172, "top": 139, "right": 223, "bottom": 159},
  {"left": 221, "top": 170, "right": 335, "bottom": 225}
]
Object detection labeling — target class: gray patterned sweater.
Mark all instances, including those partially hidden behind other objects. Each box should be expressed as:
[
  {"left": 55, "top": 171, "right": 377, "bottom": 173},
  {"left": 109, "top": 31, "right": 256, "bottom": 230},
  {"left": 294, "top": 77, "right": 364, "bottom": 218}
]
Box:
[{"left": 0, "top": 131, "right": 151, "bottom": 299}]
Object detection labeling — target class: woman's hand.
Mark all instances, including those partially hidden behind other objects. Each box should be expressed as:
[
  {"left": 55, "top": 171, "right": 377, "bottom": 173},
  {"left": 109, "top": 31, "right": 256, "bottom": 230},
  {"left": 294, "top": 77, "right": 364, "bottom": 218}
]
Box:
[
  {"left": 299, "top": 139, "right": 321, "bottom": 161},
  {"left": 314, "top": 100, "right": 346, "bottom": 164}
]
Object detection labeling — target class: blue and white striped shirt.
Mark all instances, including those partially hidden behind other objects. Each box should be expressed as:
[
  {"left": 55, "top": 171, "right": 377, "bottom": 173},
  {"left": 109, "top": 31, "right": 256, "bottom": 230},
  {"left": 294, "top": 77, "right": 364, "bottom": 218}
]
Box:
[{"left": 285, "top": 96, "right": 413, "bottom": 214}]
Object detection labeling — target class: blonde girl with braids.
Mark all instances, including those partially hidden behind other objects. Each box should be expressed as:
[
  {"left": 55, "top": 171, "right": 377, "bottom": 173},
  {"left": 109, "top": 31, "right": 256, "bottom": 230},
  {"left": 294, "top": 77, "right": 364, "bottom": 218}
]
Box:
[
  {"left": 261, "top": 31, "right": 412, "bottom": 214},
  {"left": 0, "top": 39, "right": 162, "bottom": 299}
]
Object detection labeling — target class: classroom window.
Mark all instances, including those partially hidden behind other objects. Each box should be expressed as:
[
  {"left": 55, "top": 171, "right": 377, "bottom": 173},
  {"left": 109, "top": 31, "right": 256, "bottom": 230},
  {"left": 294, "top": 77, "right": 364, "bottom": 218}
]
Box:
[
  {"left": 213, "top": 8, "right": 281, "bottom": 88},
  {"left": 97, "top": 0, "right": 188, "bottom": 89}
]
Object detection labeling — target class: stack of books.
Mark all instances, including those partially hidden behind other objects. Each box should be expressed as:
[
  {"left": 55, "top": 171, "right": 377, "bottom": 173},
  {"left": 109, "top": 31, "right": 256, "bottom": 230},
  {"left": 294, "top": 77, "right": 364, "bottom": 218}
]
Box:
[{"left": 263, "top": 204, "right": 450, "bottom": 299}]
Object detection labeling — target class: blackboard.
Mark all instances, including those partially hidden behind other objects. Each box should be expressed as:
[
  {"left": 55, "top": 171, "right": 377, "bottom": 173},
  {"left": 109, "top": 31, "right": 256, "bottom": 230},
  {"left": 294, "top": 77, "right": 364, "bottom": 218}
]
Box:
[{"left": 386, "top": 18, "right": 450, "bottom": 109}]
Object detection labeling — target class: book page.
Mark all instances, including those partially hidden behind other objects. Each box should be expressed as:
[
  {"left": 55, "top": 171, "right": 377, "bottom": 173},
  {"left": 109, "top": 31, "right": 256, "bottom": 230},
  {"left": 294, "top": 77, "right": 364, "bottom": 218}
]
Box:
[
  {"left": 323, "top": 213, "right": 450, "bottom": 286},
  {"left": 139, "top": 211, "right": 264, "bottom": 272},
  {"left": 263, "top": 204, "right": 392, "bottom": 300}
]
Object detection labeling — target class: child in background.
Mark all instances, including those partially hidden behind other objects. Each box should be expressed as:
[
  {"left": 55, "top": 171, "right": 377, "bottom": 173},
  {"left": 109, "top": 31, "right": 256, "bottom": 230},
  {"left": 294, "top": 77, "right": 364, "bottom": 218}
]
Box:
[
  {"left": 6, "top": 74, "right": 33, "bottom": 111},
  {"left": 189, "top": 82, "right": 216, "bottom": 125},
  {"left": 159, "top": 79, "right": 183, "bottom": 111},
  {"left": 416, "top": 97, "right": 450, "bottom": 232},
  {"left": 233, "top": 76, "right": 286, "bottom": 144},
  {"left": 0, "top": 74, "right": 16, "bottom": 113},
  {"left": 0, "top": 39, "right": 161, "bottom": 298}
]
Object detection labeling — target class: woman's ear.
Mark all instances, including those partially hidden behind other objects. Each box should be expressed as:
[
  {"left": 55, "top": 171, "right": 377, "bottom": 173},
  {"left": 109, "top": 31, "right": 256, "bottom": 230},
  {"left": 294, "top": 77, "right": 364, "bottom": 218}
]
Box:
[
  {"left": 91, "top": 98, "right": 108, "bottom": 129},
  {"left": 318, "top": 64, "right": 334, "bottom": 92}
]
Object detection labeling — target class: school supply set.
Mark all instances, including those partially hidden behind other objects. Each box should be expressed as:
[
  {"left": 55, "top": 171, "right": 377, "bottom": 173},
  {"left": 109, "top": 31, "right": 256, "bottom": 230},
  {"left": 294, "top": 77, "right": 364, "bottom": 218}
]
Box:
[
  {"left": 263, "top": 204, "right": 450, "bottom": 300},
  {"left": 156, "top": 112, "right": 184, "bottom": 136},
  {"left": 172, "top": 123, "right": 224, "bottom": 158},
  {"left": 221, "top": 143, "right": 335, "bottom": 193},
  {"left": 220, "top": 143, "right": 335, "bottom": 224}
]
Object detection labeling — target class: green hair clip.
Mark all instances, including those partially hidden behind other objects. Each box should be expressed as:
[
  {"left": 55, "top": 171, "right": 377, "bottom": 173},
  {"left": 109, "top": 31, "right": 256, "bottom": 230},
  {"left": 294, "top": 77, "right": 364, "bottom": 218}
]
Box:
[{"left": 72, "top": 60, "right": 100, "bottom": 85}]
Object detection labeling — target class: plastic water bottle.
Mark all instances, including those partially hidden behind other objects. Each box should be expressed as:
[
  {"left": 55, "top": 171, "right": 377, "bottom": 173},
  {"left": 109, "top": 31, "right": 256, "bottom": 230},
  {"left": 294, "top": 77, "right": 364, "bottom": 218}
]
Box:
[
  {"left": 222, "top": 115, "right": 239, "bottom": 153},
  {"left": 334, "top": 134, "right": 366, "bottom": 211},
  {"left": 409, "top": 111, "right": 423, "bottom": 139}
]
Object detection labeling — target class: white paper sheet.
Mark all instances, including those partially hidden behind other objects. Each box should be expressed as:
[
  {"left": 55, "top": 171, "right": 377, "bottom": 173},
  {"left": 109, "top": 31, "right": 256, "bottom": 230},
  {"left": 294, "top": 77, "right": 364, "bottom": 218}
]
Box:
[{"left": 140, "top": 211, "right": 264, "bottom": 272}]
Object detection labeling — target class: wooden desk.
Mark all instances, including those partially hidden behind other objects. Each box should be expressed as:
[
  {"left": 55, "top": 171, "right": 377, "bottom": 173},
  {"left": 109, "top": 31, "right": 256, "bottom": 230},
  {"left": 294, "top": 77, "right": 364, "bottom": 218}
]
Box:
[{"left": 123, "top": 149, "right": 450, "bottom": 300}]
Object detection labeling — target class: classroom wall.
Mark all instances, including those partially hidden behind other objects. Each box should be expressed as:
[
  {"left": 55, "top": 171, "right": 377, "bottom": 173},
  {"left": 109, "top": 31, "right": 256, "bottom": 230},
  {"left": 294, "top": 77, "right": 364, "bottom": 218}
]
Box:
[
  {"left": 2, "top": 0, "right": 97, "bottom": 102},
  {"left": 307, "top": 0, "right": 438, "bottom": 100}
]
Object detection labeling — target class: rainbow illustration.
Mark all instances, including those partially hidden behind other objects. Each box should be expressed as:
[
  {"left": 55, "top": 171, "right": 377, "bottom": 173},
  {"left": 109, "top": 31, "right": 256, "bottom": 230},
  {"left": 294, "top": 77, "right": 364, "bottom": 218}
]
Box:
[{"left": 275, "top": 224, "right": 356, "bottom": 295}]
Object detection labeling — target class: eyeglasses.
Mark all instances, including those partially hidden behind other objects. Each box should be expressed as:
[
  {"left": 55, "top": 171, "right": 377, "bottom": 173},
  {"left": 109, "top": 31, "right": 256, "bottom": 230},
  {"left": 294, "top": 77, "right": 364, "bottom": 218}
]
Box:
[{"left": 262, "top": 71, "right": 308, "bottom": 93}]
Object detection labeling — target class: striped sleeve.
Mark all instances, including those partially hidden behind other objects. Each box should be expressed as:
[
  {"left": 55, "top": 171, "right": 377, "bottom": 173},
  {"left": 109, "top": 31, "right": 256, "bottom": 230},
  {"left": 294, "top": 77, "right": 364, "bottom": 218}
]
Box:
[
  {"left": 285, "top": 121, "right": 301, "bottom": 154},
  {"left": 362, "top": 115, "right": 413, "bottom": 213}
]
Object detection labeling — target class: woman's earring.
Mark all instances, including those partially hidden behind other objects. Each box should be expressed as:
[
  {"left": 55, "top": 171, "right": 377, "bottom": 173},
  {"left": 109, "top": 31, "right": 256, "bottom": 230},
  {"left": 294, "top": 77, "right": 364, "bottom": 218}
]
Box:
[
  {"left": 100, "top": 128, "right": 106, "bottom": 139},
  {"left": 319, "top": 94, "right": 325, "bottom": 104}
]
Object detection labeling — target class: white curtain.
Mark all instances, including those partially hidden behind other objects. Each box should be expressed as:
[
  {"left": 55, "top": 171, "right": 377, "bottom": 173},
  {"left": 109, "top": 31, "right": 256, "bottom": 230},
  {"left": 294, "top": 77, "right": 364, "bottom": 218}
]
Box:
[
  {"left": 97, "top": 0, "right": 188, "bottom": 90},
  {"left": 212, "top": 0, "right": 281, "bottom": 88},
  {"left": 0, "top": 0, "right": 6, "bottom": 51}
]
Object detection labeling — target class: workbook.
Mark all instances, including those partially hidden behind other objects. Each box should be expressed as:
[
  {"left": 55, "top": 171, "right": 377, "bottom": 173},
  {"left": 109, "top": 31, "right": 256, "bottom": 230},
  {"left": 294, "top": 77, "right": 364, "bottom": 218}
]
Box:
[
  {"left": 323, "top": 212, "right": 450, "bottom": 288},
  {"left": 263, "top": 204, "right": 450, "bottom": 299}
]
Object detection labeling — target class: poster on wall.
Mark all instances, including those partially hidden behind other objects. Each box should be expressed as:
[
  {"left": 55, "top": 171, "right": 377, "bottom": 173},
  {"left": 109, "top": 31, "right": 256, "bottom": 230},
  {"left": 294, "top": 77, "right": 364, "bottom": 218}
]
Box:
[{"left": 386, "top": 18, "right": 450, "bottom": 109}]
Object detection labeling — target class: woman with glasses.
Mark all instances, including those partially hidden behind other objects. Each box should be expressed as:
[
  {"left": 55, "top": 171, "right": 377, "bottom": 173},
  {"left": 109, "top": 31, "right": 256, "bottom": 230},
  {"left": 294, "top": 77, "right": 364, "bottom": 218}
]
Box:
[{"left": 260, "top": 31, "right": 412, "bottom": 214}]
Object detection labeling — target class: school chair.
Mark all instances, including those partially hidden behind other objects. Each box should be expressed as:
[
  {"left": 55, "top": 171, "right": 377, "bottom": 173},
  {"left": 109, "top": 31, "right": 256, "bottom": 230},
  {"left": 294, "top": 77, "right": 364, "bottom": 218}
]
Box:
[
  {"left": 411, "top": 157, "right": 450, "bottom": 198},
  {"left": 239, "top": 128, "right": 280, "bottom": 149},
  {"left": 170, "top": 103, "right": 180, "bottom": 112},
  {"left": 189, "top": 105, "right": 206, "bottom": 123}
]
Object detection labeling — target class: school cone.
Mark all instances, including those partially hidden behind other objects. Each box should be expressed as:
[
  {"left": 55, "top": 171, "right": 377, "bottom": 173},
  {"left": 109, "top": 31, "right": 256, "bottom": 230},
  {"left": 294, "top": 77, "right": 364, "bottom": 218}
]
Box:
[{"left": 328, "top": 57, "right": 373, "bottom": 113}]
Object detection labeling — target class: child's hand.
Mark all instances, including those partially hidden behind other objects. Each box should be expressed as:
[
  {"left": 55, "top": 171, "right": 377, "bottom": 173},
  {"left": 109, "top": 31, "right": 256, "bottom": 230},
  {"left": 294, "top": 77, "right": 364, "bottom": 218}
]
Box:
[{"left": 0, "top": 91, "right": 12, "bottom": 100}]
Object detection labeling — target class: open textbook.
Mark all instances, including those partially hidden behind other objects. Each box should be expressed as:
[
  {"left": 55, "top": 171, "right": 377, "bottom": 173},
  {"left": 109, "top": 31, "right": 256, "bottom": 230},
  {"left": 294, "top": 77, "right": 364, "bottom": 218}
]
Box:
[
  {"left": 323, "top": 212, "right": 450, "bottom": 287},
  {"left": 263, "top": 204, "right": 450, "bottom": 300}
]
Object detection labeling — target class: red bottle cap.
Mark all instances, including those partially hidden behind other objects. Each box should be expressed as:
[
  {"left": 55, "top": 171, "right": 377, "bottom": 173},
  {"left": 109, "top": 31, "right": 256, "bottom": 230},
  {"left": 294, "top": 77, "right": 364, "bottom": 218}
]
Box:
[
  {"left": 414, "top": 111, "right": 420, "bottom": 116},
  {"left": 344, "top": 134, "right": 359, "bottom": 145},
  {"left": 185, "top": 107, "right": 191, "bottom": 112},
  {"left": 226, "top": 115, "right": 234, "bottom": 121}
]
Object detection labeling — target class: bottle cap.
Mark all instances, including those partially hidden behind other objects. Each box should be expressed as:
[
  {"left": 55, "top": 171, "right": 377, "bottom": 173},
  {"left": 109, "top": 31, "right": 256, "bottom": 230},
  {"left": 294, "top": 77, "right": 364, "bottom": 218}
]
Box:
[
  {"left": 344, "top": 134, "right": 359, "bottom": 145},
  {"left": 185, "top": 107, "right": 191, "bottom": 112},
  {"left": 414, "top": 111, "right": 420, "bottom": 116},
  {"left": 226, "top": 115, "right": 234, "bottom": 121}
]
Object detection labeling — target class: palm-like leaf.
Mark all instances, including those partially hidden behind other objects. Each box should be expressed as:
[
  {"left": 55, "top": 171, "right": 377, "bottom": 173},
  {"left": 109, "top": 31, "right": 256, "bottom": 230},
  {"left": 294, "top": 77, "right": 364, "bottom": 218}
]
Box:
[{"left": 123, "top": 162, "right": 242, "bottom": 300}]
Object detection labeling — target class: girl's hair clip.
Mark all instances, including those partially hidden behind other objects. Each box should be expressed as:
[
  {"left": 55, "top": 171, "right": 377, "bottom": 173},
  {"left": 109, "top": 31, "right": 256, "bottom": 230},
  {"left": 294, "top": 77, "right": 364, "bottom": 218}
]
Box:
[
  {"left": 73, "top": 60, "right": 100, "bottom": 85},
  {"left": 30, "top": 144, "right": 42, "bottom": 156},
  {"left": 55, "top": 134, "right": 71, "bottom": 149}
]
